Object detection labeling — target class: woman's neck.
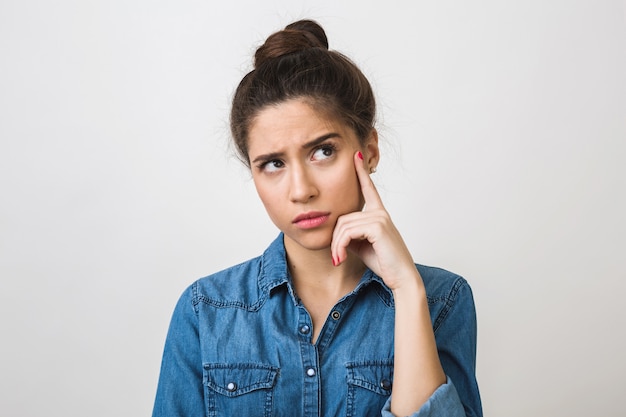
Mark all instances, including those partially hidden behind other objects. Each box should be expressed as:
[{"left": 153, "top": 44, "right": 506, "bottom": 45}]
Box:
[
  {"left": 284, "top": 237, "right": 366, "bottom": 344},
  {"left": 284, "top": 239, "right": 365, "bottom": 301}
]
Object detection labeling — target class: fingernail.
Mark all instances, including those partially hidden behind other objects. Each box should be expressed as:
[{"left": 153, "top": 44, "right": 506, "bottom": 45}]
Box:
[
  {"left": 357, "top": 151, "right": 363, "bottom": 160},
  {"left": 332, "top": 256, "right": 337, "bottom": 266}
]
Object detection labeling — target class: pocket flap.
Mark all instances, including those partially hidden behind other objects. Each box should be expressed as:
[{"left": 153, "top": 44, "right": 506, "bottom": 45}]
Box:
[
  {"left": 204, "top": 363, "right": 278, "bottom": 397},
  {"left": 346, "top": 360, "right": 394, "bottom": 395}
]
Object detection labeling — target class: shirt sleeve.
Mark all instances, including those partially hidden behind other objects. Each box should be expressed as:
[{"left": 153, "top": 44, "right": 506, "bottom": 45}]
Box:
[
  {"left": 152, "top": 284, "right": 205, "bottom": 417},
  {"left": 380, "top": 377, "right": 465, "bottom": 417},
  {"left": 381, "top": 278, "right": 482, "bottom": 417}
]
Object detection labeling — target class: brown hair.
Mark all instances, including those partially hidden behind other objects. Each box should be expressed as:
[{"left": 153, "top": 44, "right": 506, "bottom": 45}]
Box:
[{"left": 230, "top": 19, "right": 376, "bottom": 166}]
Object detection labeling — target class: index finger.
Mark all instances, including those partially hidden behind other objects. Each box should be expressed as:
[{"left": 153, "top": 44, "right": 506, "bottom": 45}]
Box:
[{"left": 355, "top": 151, "right": 384, "bottom": 210}]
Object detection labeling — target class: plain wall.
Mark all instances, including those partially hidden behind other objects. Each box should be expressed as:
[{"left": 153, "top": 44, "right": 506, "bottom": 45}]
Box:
[{"left": 1, "top": 1, "right": 625, "bottom": 416}]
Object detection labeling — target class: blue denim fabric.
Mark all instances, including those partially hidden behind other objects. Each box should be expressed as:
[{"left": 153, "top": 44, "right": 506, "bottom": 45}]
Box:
[{"left": 153, "top": 234, "right": 482, "bottom": 417}]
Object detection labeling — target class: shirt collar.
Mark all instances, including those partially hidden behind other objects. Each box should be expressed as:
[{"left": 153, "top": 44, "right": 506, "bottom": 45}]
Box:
[
  {"left": 257, "top": 233, "right": 394, "bottom": 305},
  {"left": 352, "top": 268, "right": 395, "bottom": 306},
  {"left": 258, "top": 234, "right": 290, "bottom": 294}
]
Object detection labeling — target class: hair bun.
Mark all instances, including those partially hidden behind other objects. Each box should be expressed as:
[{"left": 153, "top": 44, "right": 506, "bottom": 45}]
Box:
[{"left": 254, "top": 19, "right": 329, "bottom": 68}]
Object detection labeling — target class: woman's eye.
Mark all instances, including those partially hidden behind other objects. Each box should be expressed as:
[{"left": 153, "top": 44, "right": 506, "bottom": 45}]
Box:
[
  {"left": 261, "top": 160, "right": 284, "bottom": 173},
  {"left": 312, "top": 145, "right": 335, "bottom": 161}
]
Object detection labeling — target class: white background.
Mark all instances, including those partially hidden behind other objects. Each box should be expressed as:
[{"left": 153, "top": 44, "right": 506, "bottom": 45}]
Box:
[{"left": 1, "top": 1, "right": 625, "bottom": 416}]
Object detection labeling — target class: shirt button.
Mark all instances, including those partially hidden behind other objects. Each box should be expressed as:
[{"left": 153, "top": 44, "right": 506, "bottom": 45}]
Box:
[
  {"left": 226, "top": 382, "right": 237, "bottom": 392},
  {"left": 380, "top": 379, "right": 392, "bottom": 391},
  {"left": 331, "top": 310, "right": 341, "bottom": 320},
  {"left": 299, "top": 325, "right": 310, "bottom": 334},
  {"left": 306, "top": 368, "right": 316, "bottom": 377}
]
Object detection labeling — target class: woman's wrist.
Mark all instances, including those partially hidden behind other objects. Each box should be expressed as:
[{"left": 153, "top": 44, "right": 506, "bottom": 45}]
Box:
[{"left": 389, "top": 267, "right": 426, "bottom": 296}]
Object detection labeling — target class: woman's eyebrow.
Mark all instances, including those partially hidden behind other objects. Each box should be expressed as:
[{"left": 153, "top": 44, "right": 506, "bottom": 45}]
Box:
[
  {"left": 251, "top": 133, "right": 341, "bottom": 164},
  {"left": 302, "top": 133, "right": 340, "bottom": 149},
  {"left": 252, "top": 151, "right": 283, "bottom": 164}
]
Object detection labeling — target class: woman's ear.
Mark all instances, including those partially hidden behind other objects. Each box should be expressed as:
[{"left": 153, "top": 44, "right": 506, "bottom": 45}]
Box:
[{"left": 365, "top": 129, "right": 380, "bottom": 172}]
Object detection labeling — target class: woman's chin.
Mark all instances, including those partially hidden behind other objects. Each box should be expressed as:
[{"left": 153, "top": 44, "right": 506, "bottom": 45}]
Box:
[{"left": 283, "top": 230, "right": 333, "bottom": 253}]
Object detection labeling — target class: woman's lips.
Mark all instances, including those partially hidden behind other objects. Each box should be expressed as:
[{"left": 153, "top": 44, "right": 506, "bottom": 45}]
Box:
[{"left": 292, "top": 211, "right": 330, "bottom": 229}]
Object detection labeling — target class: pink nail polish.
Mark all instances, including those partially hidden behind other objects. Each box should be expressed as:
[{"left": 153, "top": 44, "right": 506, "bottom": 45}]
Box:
[
  {"left": 332, "top": 256, "right": 337, "bottom": 266},
  {"left": 357, "top": 151, "right": 363, "bottom": 160}
]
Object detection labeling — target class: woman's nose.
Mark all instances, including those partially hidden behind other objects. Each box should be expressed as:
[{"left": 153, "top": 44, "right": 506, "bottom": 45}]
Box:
[{"left": 288, "top": 165, "right": 318, "bottom": 203}]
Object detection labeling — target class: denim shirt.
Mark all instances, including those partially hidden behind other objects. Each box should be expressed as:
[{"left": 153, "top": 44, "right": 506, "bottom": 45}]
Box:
[{"left": 153, "top": 234, "right": 482, "bottom": 417}]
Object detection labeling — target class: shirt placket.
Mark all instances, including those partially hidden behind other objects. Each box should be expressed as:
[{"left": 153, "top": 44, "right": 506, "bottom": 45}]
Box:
[
  {"left": 297, "top": 306, "right": 320, "bottom": 416},
  {"left": 296, "top": 297, "right": 353, "bottom": 416}
]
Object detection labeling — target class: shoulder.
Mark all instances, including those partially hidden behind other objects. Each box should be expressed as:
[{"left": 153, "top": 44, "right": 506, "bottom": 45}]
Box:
[
  {"left": 416, "top": 264, "right": 477, "bottom": 332},
  {"left": 181, "top": 235, "right": 289, "bottom": 311},
  {"left": 189, "top": 256, "right": 266, "bottom": 309},
  {"left": 416, "top": 264, "right": 471, "bottom": 302}
]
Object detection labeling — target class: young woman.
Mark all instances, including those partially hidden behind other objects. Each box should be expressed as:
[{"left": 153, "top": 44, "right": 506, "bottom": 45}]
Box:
[{"left": 153, "top": 20, "right": 482, "bottom": 417}]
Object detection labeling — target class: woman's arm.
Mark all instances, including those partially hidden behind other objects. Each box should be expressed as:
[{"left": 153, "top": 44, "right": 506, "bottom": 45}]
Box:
[
  {"left": 391, "top": 272, "right": 446, "bottom": 415},
  {"left": 152, "top": 285, "right": 205, "bottom": 417},
  {"left": 332, "top": 151, "right": 473, "bottom": 416}
]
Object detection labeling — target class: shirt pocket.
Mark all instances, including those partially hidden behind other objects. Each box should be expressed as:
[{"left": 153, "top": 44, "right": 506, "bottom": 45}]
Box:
[
  {"left": 345, "top": 360, "right": 394, "bottom": 417},
  {"left": 203, "top": 363, "right": 279, "bottom": 417}
]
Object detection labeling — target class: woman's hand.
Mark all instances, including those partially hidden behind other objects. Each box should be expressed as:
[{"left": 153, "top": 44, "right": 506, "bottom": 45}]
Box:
[
  {"left": 332, "top": 151, "right": 447, "bottom": 415},
  {"left": 330, "top": 151, "right": 420, "bottom": 291}
]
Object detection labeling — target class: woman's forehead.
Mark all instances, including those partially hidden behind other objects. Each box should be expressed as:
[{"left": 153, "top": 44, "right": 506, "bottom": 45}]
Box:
[{"left": 248, "top": 100, "right": 353, "bottom": 151}]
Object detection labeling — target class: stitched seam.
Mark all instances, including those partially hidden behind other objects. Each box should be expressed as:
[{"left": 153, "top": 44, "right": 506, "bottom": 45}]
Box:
[
  {"left": 432, "top": 277, "right": 466, "bottom": 333},
  {"left": 193, "top": 294, "right": 266, "bottom": 311}
]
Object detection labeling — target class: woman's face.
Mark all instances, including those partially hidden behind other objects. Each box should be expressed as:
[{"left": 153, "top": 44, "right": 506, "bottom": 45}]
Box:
[{"left": 247, "top": 98, "right": 379, "bottom": 253}]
